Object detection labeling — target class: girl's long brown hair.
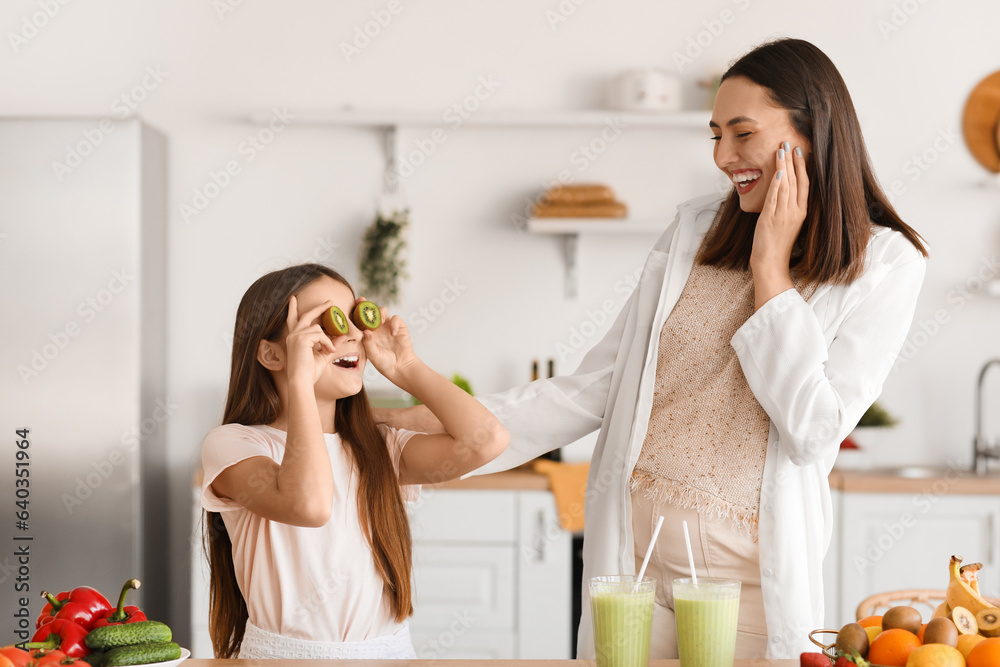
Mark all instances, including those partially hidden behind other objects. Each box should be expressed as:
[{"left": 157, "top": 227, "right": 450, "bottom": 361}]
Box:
[
  {"left": 204, "top": 264, "right": 413, "bottom": 658},
  {"left": 698, "top": 38, "right": 927, "bottom": 283}
]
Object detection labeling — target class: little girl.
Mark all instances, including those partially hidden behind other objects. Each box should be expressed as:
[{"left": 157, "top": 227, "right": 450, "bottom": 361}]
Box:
[{"left": 199, "top": 263, "right": 508, "bottom": 659}]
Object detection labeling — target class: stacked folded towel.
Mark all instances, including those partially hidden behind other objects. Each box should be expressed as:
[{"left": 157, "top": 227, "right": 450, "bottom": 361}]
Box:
[
  {"left": 532, "top": 183, "right": 628, "bottom": 218},
  {"left": 532, "top": 459, "right": 590, "bottom": 532}
]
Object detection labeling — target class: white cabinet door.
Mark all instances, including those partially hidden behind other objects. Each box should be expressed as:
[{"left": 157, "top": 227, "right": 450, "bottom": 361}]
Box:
[
  {"left": 410, "top": 544, "right": 516, "bottom": 631},
  {"left": 517, "top": 491, "right": 572, "bottom": 658},
  {"left": 838, "top": 493, "right": 1000, "bottom": 621},
  {"left": 409, "top": 490, "right": 517, "bottom": 543},
  {"left": 407, "top": 488, "right": 573, "bottom": 659},
  {"left": 410, "top": 629, "right": 516, "bottom": 660}
]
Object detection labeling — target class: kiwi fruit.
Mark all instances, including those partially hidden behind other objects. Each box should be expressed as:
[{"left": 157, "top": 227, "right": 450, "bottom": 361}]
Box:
[
  {"left": 950, "top": 606, "right": 979, "bottom": 635},
  {"left": 321, "top": 306, "right": 350, "bottom": 337},
  {"left": 836, "top": 622, "right": 869, "bottom": 659},
  {"left": 923, "top": 617, "right": 959, "bottom": 647},
  {"left": 352, "top": 301, "right": 382, "bottom": 330},
  {"left": 882, "top": 605, "right": 923, "bottom": 635},
  {"left": 976, "top": 607, "right": 1000, "bottom": 637}
]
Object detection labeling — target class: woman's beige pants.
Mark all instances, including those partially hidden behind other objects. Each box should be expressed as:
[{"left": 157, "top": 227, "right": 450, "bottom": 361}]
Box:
[{"left": 631, "top": 494, "right": 769, "bottom": 659}]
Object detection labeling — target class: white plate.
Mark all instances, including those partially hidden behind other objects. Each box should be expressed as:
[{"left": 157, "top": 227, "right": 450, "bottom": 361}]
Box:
[{"left": 123, "top": 647, "right": 190, "bottom": 667}]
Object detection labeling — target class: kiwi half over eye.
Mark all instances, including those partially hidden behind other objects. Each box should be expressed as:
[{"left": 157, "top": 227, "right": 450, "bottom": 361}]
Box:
[
  {"left": 321, "top": 306, "right": 350, "bottom": 337},
  {"left": 352, "top": 301, "right": 382, "bottom": 330}
]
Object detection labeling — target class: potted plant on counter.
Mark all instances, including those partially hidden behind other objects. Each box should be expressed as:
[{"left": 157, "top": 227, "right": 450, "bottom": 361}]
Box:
[{"left": 837, "top": 400, "right": 899, "bottom": 469}]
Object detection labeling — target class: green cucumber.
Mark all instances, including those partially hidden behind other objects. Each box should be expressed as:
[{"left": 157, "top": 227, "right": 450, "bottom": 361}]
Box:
[
  {"left": 85, "top": 621, "right": 172, "bottom": 651},
  {"left": 100, "top": 642, "right": 181, "bottom": 666}
]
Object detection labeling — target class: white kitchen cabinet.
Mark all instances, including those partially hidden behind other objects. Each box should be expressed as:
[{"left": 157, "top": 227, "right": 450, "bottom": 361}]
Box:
[
  {"left": 407, "top": 488, "right": 572, "bottom": 659},
  {"left": 836, "top": 491, "right": 1000, "bottom": 622},
  {"left": 190, "top": 486, "right": 573, "bottom": 659}
]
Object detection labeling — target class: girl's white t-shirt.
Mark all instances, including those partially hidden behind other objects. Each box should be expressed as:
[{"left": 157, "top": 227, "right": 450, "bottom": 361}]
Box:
[{"left": 200, "top": 423, "right": 421, "bottom": 643}]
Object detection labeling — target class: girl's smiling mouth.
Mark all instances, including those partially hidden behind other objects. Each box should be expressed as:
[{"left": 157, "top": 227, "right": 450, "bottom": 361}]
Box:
[{"left": 332, "top": 355, "right": 360, "bottom": 369}]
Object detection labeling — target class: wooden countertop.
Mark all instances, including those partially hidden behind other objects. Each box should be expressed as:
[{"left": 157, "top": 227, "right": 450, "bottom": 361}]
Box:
[
  {"left": 193, "top": 464, "right": 553, "bottom": 492},
  {"left": 196, "top": 460, "right": 1000, "bottom": 495},
  {"left": 828, "top": 466, "right": 1000, "bottom": 495},
  {"left": 435, "top": 464, "right": 1000, "bottom": 495},
  {"left": 430, "top": 465, "right": 551, "bottom": 491},
  {"left": 187, "top": 661, "right": 799, "bottom": 666}
]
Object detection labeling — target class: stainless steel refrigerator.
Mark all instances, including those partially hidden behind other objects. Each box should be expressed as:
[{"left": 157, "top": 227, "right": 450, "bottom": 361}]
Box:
[{"left": 0, "top": 119, "right": 169, "bottom": 643}]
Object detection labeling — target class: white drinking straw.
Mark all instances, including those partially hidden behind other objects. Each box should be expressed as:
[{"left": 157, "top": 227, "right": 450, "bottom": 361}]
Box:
[
  {"left": 636, "top": 515, "right": 664, "bottom": 588},
  {"left": 682, "top": 520, "right": 698, "bottom": 585}
]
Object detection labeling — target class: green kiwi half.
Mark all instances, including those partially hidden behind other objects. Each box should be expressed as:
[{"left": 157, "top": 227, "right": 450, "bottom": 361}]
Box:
[
  {"left": 352, "top": 301, "right": 382, "bottom": 330},
  {"left": 321, "top": 305, "right": 350, "bottom": 337}
]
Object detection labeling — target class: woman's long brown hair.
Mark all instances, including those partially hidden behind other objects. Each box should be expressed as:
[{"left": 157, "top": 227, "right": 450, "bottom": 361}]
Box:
[
  {"left": 698, "top": 38, "right": 927, "bottom": 283},
  {"left": 204, "top": 263, "right": 413, "bottom": 658}
]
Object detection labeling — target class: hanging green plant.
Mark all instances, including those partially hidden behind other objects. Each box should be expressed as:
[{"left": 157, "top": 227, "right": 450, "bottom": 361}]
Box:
[{"left": 358, "top": 208, "right": 409, "bottom": 306}]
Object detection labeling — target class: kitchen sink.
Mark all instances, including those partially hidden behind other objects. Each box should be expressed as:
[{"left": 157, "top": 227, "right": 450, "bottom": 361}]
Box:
[{"left": 863, "top": 465, "right": 966, "bottom": 479}]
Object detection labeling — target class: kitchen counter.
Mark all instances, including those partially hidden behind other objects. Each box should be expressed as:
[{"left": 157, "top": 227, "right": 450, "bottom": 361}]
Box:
[
  {"left": 829, "top": 466, "right": 1000, "bottom": 494},
  {"left": 430, "top": 464, "right": 550, "bottom": 490},
  {"left": 187, "top": 661, "right": 799, "bottom": 666},
  {"left": 193, "top": 464, "right": 552, "bottom": 491},
  {"left": 437, "top": 464, "right": 1000, "bottom": 495}
]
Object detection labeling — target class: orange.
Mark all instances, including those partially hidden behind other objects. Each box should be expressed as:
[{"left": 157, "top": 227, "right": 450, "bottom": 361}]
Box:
[
  {"left": 0, "top": 655, "right": 13, "bottom": 667},
  {"left": 866, "top": 626, "right": 883, "bottom": 643},
  {"left": 859, "top": 615, "right": 885, "bottom": 628},
  {"left": 905, "top": 644, "right": 964, "bottom": 667},
  {"left": 917, "top": 623, "right": 926, "bottom": 643},
  {"left": 869, "top": 628, "right": 923, "bottom": 667},
  {"left": 957, "top": 634, "right": 986, "bottom": 660},
  {"left": 967, "top": 637, "right": 1000, "bottom": 667}
]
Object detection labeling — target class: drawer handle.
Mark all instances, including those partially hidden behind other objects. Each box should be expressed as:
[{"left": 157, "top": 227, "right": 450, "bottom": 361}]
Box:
[{"left": 533, "top": 510, "right": 547, "bottom": 562}]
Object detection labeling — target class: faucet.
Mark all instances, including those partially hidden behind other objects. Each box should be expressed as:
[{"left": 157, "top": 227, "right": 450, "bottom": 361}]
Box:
[{"left": 973, "top": 358, "right": 1000, "bottom": 474}]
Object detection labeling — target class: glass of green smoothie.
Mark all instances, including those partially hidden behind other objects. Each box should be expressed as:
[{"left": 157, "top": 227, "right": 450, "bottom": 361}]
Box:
[
  {"left": 589, "top": 575, "right": 655, "bottom": 667},
  {"left": 672, "top": 577, "right": 741, "bottom": 667}
]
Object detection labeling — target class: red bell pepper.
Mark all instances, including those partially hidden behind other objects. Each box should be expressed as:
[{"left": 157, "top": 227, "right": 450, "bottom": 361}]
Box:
[
  {"left": 26, "top": 620, "right": 89, "bottom": 659},
  {"left": 90, "top": 579, "right": 146, "bottom": 628},
  {"left": 35, "top": 587, "right": 111, "bottom": 631}
]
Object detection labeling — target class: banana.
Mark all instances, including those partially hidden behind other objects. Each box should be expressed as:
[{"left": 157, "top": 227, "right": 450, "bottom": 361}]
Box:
[
  {"left": 946, "top": 555, "right": 994, "bottom": 616},
  {"left": 932, "top": 601, "right": 951, "bottom": 619}
]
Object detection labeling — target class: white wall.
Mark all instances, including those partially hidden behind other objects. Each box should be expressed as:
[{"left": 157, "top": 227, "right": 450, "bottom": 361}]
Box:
[{"left": 5, "top": 0, "right": 1000, "bottom": 642}]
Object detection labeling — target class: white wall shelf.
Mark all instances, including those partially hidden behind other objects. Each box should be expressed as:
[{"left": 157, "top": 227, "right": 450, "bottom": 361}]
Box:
[
  {"left": 248, "top": 109, "right": 707, "bottom": 299},
  {"left": 526, "top": 218, "right": 667, "bottom": 234},
  {"left": 527, "top": 218, "right": 667, "bottom": 298},
  {"left": 248, "top": 109, "right": 711, "bottom": 129}
]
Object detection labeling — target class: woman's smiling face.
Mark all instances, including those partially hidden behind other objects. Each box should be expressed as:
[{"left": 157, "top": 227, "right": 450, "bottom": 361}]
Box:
[{"left": 710, "top": 76, "right": 811, "bottom": 213}]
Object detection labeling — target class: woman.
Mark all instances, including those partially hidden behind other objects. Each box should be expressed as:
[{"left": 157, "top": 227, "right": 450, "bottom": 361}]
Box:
[{"left": 380, "top": 38, "right": 927, "bottom": 659}]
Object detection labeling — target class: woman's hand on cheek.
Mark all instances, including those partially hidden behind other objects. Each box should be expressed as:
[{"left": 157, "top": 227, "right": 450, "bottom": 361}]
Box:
[
  {"left": 750, "top": 141, "right": 810, "bottom": 273},
  {"left": 361, "top": 308, "right": 420, "bottom": 382}
]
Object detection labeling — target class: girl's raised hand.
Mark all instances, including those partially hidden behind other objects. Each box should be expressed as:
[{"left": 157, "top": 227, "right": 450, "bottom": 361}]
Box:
[
  {"left": 284, "top": 295, "right": 338, "bottom": 386},
  {"left": 359, "top": 303, "right": 419, "bottom": 382},
  {"left": 751, "top": 141, "right": 810, "bottom": 273}
]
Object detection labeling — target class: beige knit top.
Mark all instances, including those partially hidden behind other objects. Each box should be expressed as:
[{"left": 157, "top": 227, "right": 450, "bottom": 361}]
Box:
[{"left": 631, "top": 261, "right": 815, "bottom": 540}]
